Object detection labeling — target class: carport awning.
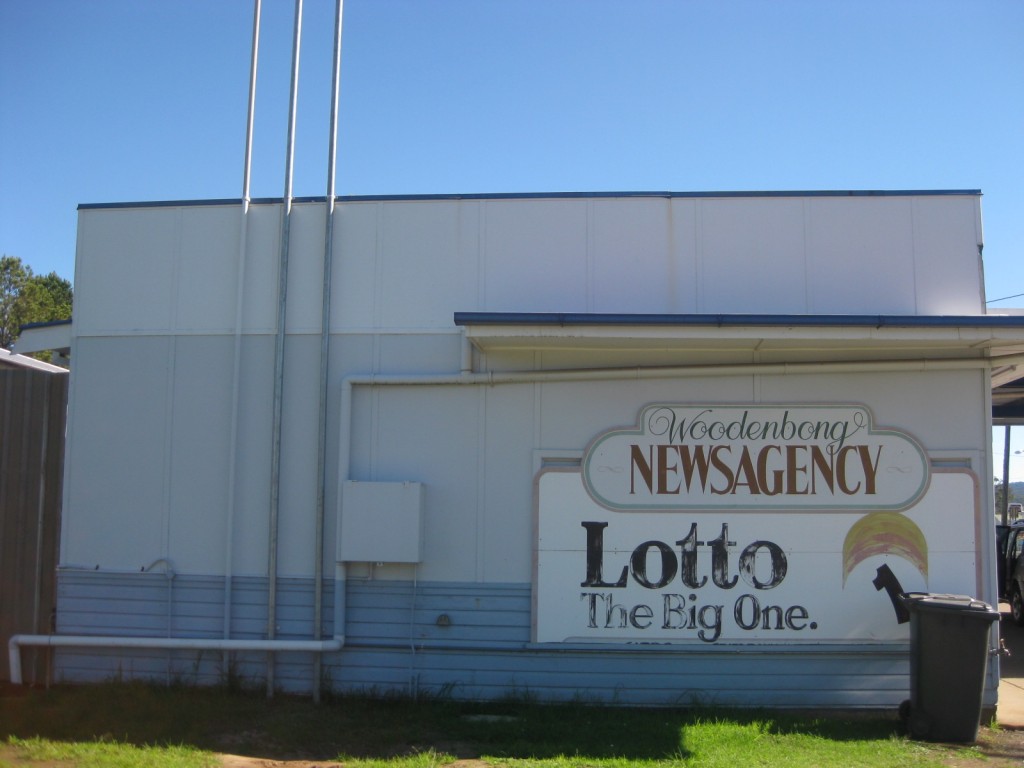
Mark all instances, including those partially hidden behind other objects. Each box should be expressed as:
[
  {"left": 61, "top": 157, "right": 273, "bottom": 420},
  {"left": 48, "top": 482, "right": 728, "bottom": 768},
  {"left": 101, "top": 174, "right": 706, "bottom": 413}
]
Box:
[
  {"left": 994, "top": 382, "right": 1024, "bottom": 422},
  {"left": 454, "top": 312, "right": 1024, "bottom": 422}
]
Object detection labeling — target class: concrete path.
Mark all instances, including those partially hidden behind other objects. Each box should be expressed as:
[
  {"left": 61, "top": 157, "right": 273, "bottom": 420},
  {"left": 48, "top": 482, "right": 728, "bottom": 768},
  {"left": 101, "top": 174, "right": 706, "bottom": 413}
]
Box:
[{"left": 998, "top": 602, "right": 1024, "bottom": 727}]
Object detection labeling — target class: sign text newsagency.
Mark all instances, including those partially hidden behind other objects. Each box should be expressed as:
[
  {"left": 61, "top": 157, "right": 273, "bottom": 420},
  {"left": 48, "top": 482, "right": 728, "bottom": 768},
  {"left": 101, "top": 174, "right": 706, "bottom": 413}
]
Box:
[{"left": 583, "top": 404, "right": 928, "bottom": 511}]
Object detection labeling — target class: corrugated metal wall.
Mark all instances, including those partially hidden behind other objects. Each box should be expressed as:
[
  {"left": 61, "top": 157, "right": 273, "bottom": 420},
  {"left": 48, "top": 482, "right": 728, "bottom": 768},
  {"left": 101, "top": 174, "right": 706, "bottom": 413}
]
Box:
[
  {"left": 1, "top": 368, "right": 68, "bottom": 682},
  {"left": 54, "top": 572, "right": 911, "bottom": 707}
]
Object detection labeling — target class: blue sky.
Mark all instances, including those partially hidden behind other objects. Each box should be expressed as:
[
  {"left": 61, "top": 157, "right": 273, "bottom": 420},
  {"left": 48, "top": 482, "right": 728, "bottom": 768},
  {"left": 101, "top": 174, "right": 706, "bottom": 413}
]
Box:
[{"left": 1, "top": 0, "right": 1023, "bottom": 477}]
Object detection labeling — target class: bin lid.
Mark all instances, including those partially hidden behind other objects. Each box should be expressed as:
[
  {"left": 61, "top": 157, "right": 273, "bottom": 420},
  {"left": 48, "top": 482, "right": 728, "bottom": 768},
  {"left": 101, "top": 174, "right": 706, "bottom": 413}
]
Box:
[{"left": 899, "top": 592, "right": 1000, "bottom": 618}]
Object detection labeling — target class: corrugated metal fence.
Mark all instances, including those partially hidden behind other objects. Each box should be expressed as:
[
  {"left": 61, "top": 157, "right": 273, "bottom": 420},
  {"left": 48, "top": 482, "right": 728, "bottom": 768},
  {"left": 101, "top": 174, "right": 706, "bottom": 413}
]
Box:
[{"left": 1, "top": 368, "right": 68, "bottom": 682}]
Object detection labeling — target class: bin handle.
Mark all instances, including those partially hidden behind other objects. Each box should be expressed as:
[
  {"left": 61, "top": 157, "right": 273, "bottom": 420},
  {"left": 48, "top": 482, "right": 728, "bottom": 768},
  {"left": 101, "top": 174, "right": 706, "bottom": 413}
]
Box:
[{"left": 872, "top": 564, "right": 910, "bottom": 624}]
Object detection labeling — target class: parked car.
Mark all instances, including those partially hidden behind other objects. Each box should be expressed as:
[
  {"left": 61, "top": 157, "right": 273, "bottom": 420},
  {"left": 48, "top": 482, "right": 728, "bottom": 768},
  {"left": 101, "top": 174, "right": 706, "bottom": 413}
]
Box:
[
  {"left": 998, "top": 523, "right": 1024, "bottom": 624},
  {"left": 1009, "top": 502, "right": 1024, "bottom": 524}
]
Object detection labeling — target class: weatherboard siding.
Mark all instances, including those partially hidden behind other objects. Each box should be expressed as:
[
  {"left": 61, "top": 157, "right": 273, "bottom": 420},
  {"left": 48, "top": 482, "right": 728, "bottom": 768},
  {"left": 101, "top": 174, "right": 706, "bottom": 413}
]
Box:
[{"left": 53, "top": 571, "right": 918, "bottom": 707}]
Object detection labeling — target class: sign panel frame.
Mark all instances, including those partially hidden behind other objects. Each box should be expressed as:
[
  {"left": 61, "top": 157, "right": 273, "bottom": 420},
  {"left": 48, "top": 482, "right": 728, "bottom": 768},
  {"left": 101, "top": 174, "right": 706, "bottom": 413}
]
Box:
[
  {"left": 582, "top": 403, "right": 930, "bottom": 512},
  {"left": 534, "top": 402, "right": 982, "bottom": 648}
]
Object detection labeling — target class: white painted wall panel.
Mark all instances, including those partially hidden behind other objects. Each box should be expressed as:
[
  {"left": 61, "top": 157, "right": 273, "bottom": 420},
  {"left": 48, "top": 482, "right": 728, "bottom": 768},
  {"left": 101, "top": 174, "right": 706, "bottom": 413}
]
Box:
[
  {"left": 75, "top": 194, "right": 986, "bottom": 343},
  {"left": 277, "top": 337, "right": 322, "bottom": 576},
  {"left": 241, "top": 206, "right": 282, "bottom": 333},
  {"left": 535, "top": 377, "right": 757, "bottom": 451},
  {"left": 167, "top": 336, "right": 233, "bottom": 573},
  {"left": 228, "top": 335, "right": 275, "bottom": 575},
  {"left": 806, "top": 197, "right": 917, "bottom": 314},
  {"left": 482, "top": 200, "right": 589, "bottom": 312},
  {"left": 333, "top": 203, "right": 380, "bottom": 330},
  {"left": 175, "top": 206, "right": 241, "bottom": 333},
  {"left": 480, "top": 385, "right": 537, "bottom": 582},
  {"left": 328, "top": 333, "right": 376, "bottom": 374},
  {"left": 757, "top": 368, "right": 989, "bottom": 456},
  {"left": 699, "top": 198, "right": 808, "bottom": 314},
  {"left": 912, "top": 196, "right": 984, "bottom": 314},
  {"left": 62, "top": 337, "right": 171, "bottom": 568},
  {"left": 349, "top": 386, "right": 483, "bottom": 582},
  {"left": 589, "top": 198, "right": 675, "bottom": 313},
  {"left": 377, "top": 201, "right": 480, "bottom": 328},
  {"left": 669, "top": 198, "right": 700, "bottom": 312},
  {"left": 377, "top": 335, "right": 464, "bottom": 375},
  {"left": 283, "top": 204, "right": 327, "bottom": 333},
  {"left": 74, "top": 209, "right": 178, "bottom": 333}
]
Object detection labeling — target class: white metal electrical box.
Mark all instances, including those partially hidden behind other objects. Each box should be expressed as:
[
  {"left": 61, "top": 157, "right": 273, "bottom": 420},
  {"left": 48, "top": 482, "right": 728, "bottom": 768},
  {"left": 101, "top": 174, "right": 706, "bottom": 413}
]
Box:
[{"left": 339, "top": 481, "right": 424, "bottom": 563}]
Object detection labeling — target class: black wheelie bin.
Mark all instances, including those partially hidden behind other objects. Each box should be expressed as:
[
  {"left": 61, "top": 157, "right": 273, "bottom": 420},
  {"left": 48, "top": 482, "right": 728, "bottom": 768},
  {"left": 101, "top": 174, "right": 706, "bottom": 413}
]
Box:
[{"left": 898, "top": 592, "right": 1000, "bottom": 742}]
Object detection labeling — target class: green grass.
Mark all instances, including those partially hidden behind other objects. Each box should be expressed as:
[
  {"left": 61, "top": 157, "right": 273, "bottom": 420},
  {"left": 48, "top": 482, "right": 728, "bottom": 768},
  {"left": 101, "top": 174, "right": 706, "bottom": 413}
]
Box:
[
  {"left": 3, "top": 735, "right": 217, "bottom": 768},
  {"left": 0, "top": 682, "right": 989, "bottom": 767}
]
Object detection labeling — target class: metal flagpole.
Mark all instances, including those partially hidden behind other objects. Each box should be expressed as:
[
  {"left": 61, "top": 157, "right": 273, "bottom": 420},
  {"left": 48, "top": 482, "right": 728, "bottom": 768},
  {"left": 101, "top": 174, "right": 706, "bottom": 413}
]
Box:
[
  {"left": 224, "top": 0, "right": 262, "bottom": 675},
  {"left": 1004, "top": 427, "right": 1012, "bottom": 525},
  {"left": 313, "top": 0, "right": 344, "bottom": 703},
  {"left": 268, "top": 0, "right": 304, "bottom": 698}
]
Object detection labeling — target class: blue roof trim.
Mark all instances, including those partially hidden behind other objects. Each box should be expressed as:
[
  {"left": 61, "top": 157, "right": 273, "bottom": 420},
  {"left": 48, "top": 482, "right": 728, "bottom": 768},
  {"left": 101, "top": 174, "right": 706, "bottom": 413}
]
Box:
[
  {"left": 77, "top": 189, "right": 982, "bottom": 210},
  {"left": 77, "top": 196, "right": 330, "bottom": 210},
  {"left": 454, "top": 312, "right": 1024, "bottom": 329},
  {"left": 19, "top": 318, "right": 72, "bottom": 330},
  {"left": 338, "top": 189, "right": 981, "bottom": 202}
]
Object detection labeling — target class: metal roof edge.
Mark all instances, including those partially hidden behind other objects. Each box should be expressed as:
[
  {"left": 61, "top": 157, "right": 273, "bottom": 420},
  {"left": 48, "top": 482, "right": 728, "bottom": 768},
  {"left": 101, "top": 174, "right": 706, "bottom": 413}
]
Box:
[
  {"left": 338, "top": 190, "right": 982, "bottom": 202},
  {"left": 77, "top": 190, "right": 983, "bottom": 210},
  {"left": 0, "top": 348, "right": 68, "bottom": 374},
  {"left": 454, "top": 312, "right": 1024, "bottom": 329},
  {"left": 20, "top": 318, "right": 73, "bottom": 331},
  {"left": 77, "top": 196, "right": 330, "bottom": 211}
]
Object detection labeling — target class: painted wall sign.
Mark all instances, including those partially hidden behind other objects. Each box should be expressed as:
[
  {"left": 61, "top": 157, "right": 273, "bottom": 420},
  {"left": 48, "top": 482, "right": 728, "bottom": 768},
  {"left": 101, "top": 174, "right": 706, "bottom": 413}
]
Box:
[
  {"left": 583, "top": 404, "right": 928, "bottom": 511},
  {"left": 534, "top": 470, "right": 979, "bottom": 645}
]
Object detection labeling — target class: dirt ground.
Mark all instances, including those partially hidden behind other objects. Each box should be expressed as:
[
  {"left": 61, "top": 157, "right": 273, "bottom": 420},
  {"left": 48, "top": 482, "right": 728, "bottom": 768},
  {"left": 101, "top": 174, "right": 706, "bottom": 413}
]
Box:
[
  {"left": 934, "top": 726, "right": 1024, "bottom": 766},
  {"left": 218, "top": 759, "right": 490, "bottom": 768}
]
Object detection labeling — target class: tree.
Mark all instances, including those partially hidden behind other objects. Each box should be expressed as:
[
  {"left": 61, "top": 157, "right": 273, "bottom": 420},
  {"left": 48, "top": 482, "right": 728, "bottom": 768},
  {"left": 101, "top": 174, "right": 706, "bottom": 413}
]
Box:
[
  {"left": 0, "top": 255, "right": 30, "bottom": 349},
  {"left": 0, "top": 255, "right": 73, "bottom": 350}
]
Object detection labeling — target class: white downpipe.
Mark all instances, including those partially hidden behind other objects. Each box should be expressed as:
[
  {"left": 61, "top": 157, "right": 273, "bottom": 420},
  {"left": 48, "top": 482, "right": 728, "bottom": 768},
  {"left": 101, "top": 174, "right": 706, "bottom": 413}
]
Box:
[
  {"left": 312, "top": 0, "right": 344, "bottom": 703},
  {"left": 267, "top": 0, "right": 304, "bottom": 698},
  {"left": 460, "top": 331, "right": 473, "bottom": 374},
  {"left": 224, "top": 0, "right": 262, "bottom": 661},
  {"left": 8, "top": 635, "right": 342, "bottom": 687}
]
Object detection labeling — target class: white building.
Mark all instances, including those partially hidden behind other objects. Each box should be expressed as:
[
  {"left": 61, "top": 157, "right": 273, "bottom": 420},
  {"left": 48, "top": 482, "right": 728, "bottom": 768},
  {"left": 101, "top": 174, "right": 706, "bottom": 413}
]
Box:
[{"left": 17, "top": 190, "right": 1024, "bottom": 710}]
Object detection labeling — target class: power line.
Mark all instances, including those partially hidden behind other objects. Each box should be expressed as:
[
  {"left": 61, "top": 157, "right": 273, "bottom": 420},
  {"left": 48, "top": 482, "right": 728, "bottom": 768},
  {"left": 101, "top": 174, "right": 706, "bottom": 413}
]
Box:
[{"left": 987, "top": 291, "right": 1024, "bottom": 304}]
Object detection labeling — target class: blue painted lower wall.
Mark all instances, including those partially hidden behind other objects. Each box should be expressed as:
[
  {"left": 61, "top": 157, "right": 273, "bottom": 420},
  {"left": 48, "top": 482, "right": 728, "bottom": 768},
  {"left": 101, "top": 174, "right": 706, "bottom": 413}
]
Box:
[{"left": 49, "top": 570, "right": 942, "bottom": 709}]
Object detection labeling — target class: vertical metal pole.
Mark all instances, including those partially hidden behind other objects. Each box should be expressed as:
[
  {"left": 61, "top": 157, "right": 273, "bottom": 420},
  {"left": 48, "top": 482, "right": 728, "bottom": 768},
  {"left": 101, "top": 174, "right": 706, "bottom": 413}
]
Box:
[
  {"left": 312, "top": 0, "right": 344, "bottom": 704},
  {"left": 1003, "top": 426, "right": 1012, "bottom": 525},
  {"left": 225, "top": 0, "right": 262, "bottom": 666},
  {"left": 31, "top": 375, "right": 51, "bottom": 685},
  {"left": 268, "top": 0, "right": 304, "bottom": 698},
  {"left": 241, "top": 0, "right": 261, "bottom": 210}
]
